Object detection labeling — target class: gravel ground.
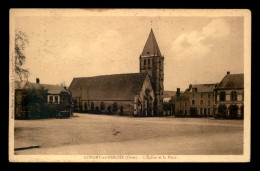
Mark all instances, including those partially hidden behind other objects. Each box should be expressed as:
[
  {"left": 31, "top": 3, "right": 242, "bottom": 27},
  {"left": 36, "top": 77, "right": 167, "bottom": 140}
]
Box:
[{"left": 14, "top": 113, "right": 244, "bottom": 155}]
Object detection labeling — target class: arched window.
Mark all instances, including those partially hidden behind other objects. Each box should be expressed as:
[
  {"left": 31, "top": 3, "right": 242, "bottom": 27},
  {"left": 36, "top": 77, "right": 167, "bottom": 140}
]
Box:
[
  {"left": 144, "top": 59, "right": 146, "bottom": 65},
  {"left": 231, "top": 91, "right": 237, "bottom": 101},
  {"left": 220, "top": 91, "right": 226, "bottom": 101}
]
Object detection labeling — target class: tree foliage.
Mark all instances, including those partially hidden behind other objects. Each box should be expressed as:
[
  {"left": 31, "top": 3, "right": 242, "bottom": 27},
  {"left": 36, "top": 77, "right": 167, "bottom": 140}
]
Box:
[
  {"left": 25, "top": 86, "right": 49, "bottom": 105},
  {"left": 15, "top": 31, "right": 29, "bottom": 82}
]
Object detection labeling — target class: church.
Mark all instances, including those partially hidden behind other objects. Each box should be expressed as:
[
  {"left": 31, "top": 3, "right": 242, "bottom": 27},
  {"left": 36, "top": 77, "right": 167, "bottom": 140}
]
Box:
[{"left": 68, "top": 29, "right": 164, "bottom": 116}]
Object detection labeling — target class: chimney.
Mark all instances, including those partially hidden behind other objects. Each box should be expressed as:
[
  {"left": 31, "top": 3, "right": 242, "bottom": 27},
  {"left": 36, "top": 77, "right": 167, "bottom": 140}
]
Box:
[
  {"left": 36, "top": 78, "right": 40, "bottom": 84},
  {"left": 189, "top": 84, "right": 192, "bottom": 90},
  {"left": 176, "top": 88, "right": 180, "bottom": 97},
  {"left": 227, "top": 71, "right": 230, "bottom": 75}
]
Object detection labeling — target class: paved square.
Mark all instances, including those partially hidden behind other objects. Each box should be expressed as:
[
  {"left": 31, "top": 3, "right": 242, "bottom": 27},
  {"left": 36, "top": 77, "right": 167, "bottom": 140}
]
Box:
[{"left": 14, "top": 113, "right": 244, "bottom": 155}]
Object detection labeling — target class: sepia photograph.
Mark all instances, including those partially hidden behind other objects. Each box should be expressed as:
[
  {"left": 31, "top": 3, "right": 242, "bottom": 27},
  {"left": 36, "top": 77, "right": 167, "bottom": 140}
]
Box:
[{"left": 9, "top": 9, "right": 251, "bottom": 162}]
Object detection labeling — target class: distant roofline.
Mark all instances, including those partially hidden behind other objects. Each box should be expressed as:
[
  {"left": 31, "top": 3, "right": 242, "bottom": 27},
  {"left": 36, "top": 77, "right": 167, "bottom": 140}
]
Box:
[
  {"left": 214, "top": 87, "right": 244, "bottom": 90},
  {"left": 226, "top": 73, "right": 244, "bottom": 75},
  {"left": 73, "top": 72, "right": 145, "bottom": 79},
  {"left": 190, "top": 83, "right": 218, "bottom": 86},
  {"left": 27, "top": 81, "right": 61, "bottom": 87}
]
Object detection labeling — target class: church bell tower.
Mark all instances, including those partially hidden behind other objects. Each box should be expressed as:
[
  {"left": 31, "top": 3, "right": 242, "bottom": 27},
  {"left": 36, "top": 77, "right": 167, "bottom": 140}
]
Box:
[{"left": 140, "top": 29, "right": 164, "bottom": 115}]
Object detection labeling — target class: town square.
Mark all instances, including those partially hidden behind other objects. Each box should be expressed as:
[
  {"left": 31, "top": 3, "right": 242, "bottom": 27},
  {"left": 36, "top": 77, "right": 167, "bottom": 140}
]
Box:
[
  {"left": 10, "top": 9, "right": 250, "bottom": 162},
  {"left": 14, "top": 113, "right": 243, "bottom": 155}
]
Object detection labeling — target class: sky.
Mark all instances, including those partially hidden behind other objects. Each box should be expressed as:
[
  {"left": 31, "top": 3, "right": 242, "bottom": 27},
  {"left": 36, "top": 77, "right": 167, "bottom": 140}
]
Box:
[{"left": 15, "top": 15, "right": 244, "bottom": 91}]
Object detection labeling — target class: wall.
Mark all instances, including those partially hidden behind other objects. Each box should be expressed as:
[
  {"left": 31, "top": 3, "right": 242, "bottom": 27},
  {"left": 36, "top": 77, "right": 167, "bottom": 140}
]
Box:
[
  {"left": 215, "top": 89, "right": 244, "bottom": 117},
  {"left": 175, "top": 99, "right": 190, "bottom": 116},
  {"left": 79, "top": 100, "right": 134, "bottom": 115},
  {"left": 174, "top": 91, "right": 215, "bottom": 117},
  {"left": 189, "top": 92, "right": 215, "bottom": 116}
]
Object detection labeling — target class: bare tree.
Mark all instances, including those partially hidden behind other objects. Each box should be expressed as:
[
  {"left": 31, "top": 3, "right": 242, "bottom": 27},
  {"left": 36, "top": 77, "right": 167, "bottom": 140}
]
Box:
[
  {"left": 59, "top": 81, "right": 67, "bottom": 88},
  {"left": 15, "top": 31, "right": 29, "bottom": 82}
]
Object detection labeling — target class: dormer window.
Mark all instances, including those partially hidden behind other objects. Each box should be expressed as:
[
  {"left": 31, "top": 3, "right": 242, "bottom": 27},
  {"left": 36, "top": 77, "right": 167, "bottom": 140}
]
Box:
[{"left": 147, "top": 52, "right": 149, "bottom": 55}]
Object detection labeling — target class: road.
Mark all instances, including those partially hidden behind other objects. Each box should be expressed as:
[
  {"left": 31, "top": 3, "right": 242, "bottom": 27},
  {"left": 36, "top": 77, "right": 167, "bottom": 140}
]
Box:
[{"left": 14, "top": 113, "right": 244, "bottom": 155}]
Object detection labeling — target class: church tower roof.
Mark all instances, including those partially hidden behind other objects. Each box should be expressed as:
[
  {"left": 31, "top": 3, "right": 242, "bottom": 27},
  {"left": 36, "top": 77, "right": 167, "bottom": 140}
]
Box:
[{"left": 141, "top": 29, "right": 162, "bottom": 56}]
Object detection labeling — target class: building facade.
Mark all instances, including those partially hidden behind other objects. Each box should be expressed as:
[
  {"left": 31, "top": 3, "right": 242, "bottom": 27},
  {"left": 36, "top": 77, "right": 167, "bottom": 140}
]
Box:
[
  {"left": 140, "top": 29, "right": 164, "bottom": 115},
  {"left": 69, "top": 73, "right": 155, "bottom": 116},
  {"left": 214, "top": 72, "right": 244, "bottom": 119},
  {"left": 175, "top": 84, "right": 217, "bottom": 117}
]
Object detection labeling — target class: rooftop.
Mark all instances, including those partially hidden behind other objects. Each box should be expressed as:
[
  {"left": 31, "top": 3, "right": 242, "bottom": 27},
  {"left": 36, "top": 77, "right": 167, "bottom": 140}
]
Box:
[
  {"left": 141, "top": 29, "right": 162, "bottom": 57},
  {"left": 68, "top": 73, "right": 149, "bottom": 101},
  {"left": 215, "top": 74, "right": 244, "bottom": 90}
]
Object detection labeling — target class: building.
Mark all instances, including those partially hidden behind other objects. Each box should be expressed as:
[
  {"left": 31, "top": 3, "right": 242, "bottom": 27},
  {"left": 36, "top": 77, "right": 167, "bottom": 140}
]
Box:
[
  {"left": 214, "top": 72, "right": 244, "bottom": 119},
  {"left": 140, "top": 29, "right": 164, "bottom": 115},
  {"left": 15, "top": 78, "right": 72, "bottom": 119},
  {"left": 175, "top": 84, "right": 217, "bottom": 117},
  {"left": 68, "top": 73, "right": 155, "bottom": 116},
  {"left": 174, "top": 88, "right": 190, "bottom": 116},
  {"left": 69, "top": 29, "right": 164, "bottom": 116}
]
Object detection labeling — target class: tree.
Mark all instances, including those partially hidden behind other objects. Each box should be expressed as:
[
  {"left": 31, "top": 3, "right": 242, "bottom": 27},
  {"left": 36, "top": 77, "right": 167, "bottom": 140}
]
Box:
[
  {"left": 112, "top": 102, "right": 118, "bottom": 113},
  {"left": 90, "top": 102, "right": 95, "bottom": 112},
  {"left": 15, "top": 31, "right": 29, "bottom": 82},
  {"left": 21, "top": 86, "right": 49, "bottom": 119},
  {"left": 107, "top": 106, "right": 112, "bottom": 114},
  {"left": 163, "top": 102, "right": 171, "bottom": 116},
  {"left": 100, "top": 101, "right": 105, "bottom": 110}
]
